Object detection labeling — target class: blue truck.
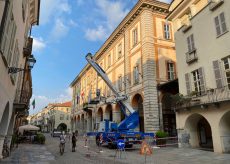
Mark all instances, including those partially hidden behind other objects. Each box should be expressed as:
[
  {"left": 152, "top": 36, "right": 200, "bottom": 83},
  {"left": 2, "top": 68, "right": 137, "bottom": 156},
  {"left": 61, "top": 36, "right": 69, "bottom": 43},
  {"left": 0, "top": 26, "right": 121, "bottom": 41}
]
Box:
[{"left": 86, "top": 53, "right": 154, "bottom": 148}]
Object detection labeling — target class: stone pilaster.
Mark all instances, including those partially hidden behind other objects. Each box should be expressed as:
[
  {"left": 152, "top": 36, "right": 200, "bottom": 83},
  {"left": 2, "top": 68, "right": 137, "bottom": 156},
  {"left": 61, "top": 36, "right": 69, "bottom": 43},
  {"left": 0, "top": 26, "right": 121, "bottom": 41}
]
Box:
[
  {"left": 141, "top": 9, "right": 160, "bottom": 132},
  {"left": 124, "top": 30, "right": 130, "bottom": 95}
]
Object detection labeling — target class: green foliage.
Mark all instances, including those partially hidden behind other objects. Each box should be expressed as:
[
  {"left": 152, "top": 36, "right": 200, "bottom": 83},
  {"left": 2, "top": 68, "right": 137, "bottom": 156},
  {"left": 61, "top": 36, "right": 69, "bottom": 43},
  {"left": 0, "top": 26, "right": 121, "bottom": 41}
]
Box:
[
  {"left": 36, "top": 133, "right": 46, "bottom": 144},
  {"left": 171, "top": 93, "right": 191, "bottom": 107},
  {"left": 156, "top": 130, "right": 168, "bottom": 138}
]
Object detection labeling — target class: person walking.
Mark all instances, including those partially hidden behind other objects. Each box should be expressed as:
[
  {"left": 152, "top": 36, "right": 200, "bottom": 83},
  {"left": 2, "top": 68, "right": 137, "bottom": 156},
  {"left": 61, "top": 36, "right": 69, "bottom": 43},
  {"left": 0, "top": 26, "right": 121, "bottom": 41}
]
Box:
[{"left": 72, "top": 132, "right": 77, "bottom": 152}]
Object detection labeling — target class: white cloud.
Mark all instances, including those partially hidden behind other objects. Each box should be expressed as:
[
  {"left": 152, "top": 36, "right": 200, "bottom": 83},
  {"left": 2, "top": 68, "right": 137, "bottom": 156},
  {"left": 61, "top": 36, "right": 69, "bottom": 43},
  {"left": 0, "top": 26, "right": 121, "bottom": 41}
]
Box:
[
  {"left": 159, "top": 0, "right": 172, "bottom": 3},
  {"left": 85, "top": 25, "right": 107, "bottom": 41},
  {"left": 69, "top": 19, "right": 78, "bottom": 27},
  {"left": 40, "top": 0, "right": 71, "bottom": 24},
  {"left": 29, "top": 89, "right": 72, "bottom": 115},
  {"left": 33, "top": 37, "right": 46, "bottom": 52},
  {"left": 50, "top": 19, "right": 69, "bottom": 41},
  {"left": 84, "top": 0, "right": 130, "bottom": 41}
]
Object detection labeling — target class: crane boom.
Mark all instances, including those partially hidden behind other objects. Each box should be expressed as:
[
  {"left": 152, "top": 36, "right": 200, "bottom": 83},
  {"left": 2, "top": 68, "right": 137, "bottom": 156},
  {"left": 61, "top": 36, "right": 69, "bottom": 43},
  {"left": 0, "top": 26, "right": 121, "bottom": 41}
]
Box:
[{"left": 86, "top": 53, "right": 135, "bottom": 114}]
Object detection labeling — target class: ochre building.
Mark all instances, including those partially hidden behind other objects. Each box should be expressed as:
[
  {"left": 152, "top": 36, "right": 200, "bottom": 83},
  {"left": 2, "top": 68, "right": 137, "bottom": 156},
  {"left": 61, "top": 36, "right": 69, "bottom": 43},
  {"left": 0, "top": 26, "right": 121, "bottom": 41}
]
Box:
[{"left": 70, "top": 0, "right": 177, "bottom": 135}]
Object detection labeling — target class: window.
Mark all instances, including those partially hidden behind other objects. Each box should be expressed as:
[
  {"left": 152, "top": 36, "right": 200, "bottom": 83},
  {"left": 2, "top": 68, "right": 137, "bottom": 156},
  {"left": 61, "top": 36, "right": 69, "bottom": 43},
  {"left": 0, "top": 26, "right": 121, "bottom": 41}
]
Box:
[
  {"left": 11, "top": 41, "right": 20, "bottom": 82},
  {"left": 164, "top": 23, "right": 170, "bottom": 40},
  {"left": 215, "top": 12, "right": 227, "bottom": 36},
  {"left": 133, "top": 65, "right": 139, "bottom": 84},
  {"left": 117, "top": 43, "right": 122, "bottom": 59},
  {"left": 132, "top": 28, "right": 138, "bottom": 47},
  {"left": 222, "top": 57, "right": 230, "bottom": 89},
  {"left": 167, "top": 62, "right": 175, "bottom": 80},
  {"left": 192, "top": 68, "right": 205, "bottom": 95},
  {"left": 108, "top": 54, "right": 111, "bottom": 68},
  {"left": 118, "top": 76, "right": 122, "bottom": 91},
  {"left": 60, "top": 114, "right": 64, "bottom": 120},
  {"left": 187, "top": 34, "right": 195, "bottom": 52}
]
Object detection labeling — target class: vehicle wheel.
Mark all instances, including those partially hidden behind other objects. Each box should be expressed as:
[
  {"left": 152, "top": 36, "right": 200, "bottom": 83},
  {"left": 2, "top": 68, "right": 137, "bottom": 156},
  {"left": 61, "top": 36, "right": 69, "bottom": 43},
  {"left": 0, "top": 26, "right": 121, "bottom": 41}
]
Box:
[{"left": 108, "top": 143, "right": 113, "bottom": 149}]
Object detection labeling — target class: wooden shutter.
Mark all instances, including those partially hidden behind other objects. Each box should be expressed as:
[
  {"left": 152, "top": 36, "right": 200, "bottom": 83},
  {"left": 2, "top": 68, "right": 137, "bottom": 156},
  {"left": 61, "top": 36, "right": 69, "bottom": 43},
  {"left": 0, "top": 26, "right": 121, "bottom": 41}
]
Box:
[
  {"left": 213, "top": 60, "right": 223, "bottom": 88},
  {"left": 198, "top": 67, "right": 205, "bottom": 95},
  {"left": 220, "top": 12, "right": 227, "bottom": 33},
  {"left": 190, "top": 34, "right": 195, "bottom": 51},
  {"left": 185, "top": 73, "right": 191, "bottom": 95},
  {"left": 215, "top": 16, "right": 221, "bottom": 36},
  {"left": 187, "top": 37, "right": 191, "bottom": 52}
]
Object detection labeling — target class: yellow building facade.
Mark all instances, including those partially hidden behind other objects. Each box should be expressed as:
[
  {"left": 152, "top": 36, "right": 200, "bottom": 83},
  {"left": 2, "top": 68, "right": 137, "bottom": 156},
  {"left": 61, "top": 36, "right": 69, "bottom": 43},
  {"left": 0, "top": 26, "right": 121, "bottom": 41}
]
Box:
[{"left": 70, "top": 0, "right": 177, "bottom": 135}]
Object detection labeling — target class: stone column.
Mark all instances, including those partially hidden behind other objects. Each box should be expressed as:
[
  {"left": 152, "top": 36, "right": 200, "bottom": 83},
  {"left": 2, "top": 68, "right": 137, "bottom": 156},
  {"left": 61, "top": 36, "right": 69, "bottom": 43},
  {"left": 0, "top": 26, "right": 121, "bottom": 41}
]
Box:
[{"left": 141, "top": 9, "right": 160, "bottom": 132}]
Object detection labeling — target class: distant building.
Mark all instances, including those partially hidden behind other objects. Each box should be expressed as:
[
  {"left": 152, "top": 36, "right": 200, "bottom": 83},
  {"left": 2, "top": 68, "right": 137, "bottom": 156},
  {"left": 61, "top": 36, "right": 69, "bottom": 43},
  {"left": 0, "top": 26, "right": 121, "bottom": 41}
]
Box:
[
  {"left": 30, "top": 101, "right": 71, "bottom": 133},
  {"left": 0, "top": 0, "right": 40, "bottom": 158},
  {"left": 167, "top": 0, "right": 230, "bottom": 153}
]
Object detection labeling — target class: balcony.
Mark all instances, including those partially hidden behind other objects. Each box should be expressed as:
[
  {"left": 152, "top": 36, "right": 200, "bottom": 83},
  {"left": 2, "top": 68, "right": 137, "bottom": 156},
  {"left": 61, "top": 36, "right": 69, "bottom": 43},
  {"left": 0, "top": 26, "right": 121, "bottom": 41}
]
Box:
[
  {"left": 173, "top": 86, "right": 230, "bottom": 110},
  {"left": 23, "top": 37, "right": 33, "bottom": 57},
  {"left": 186, "top": 49, "right": 198, "bottom": 64},
  {"left": 14, "top": 89, "right": 31, "bottom": 112},
  {"left": 209, "top": 0, "right": 224, "bottom": 11}
]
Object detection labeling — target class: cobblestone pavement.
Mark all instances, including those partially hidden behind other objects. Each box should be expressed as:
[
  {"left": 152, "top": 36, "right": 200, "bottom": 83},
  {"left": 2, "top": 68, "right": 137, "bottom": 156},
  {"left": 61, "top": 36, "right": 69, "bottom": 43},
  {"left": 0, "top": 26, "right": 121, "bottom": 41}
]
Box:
[{"left": 1, "top": 133, "right": 230, "bottom": 164}]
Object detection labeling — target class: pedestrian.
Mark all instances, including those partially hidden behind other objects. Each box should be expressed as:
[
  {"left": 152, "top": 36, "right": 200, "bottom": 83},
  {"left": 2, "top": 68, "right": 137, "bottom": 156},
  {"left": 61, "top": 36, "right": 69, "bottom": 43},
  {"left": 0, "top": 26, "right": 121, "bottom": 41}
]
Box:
[{"left": 72, "top": 132, "right": 77, "bottom": 152}]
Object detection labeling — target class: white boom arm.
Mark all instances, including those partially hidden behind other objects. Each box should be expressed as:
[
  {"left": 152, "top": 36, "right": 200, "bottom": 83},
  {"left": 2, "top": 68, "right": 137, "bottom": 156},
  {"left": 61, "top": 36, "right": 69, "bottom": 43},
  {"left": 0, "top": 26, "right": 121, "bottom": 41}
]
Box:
[{"left": 86, "top": 53, "right": 135, "bottom": 114}]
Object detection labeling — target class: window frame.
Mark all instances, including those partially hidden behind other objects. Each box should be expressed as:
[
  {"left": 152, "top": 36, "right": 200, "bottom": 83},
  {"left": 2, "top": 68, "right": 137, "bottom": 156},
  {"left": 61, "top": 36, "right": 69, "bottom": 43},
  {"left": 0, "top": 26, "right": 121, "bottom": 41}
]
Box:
[
  {"left": 132, "top": 27, "right": 138, "bottom": 47},
  {"left": 133, "top": 65, "right": 139, "bottom": 85},
  {"left": 214, "top": 12, "right": 228, "bottom": 37}
]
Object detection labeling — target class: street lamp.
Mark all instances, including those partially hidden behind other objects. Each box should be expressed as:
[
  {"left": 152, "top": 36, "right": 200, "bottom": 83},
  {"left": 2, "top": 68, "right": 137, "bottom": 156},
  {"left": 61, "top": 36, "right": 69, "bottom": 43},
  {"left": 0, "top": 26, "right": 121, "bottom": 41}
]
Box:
[{"left": 8, "top": 54, "right": 36, "bottom": 74}]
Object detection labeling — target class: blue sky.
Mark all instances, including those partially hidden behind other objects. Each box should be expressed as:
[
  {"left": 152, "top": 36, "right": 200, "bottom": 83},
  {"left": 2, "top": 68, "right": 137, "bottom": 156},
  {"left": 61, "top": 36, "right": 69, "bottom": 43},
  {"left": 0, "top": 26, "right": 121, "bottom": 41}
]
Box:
[{"left": 29, "top": 0, "right": 172, "bottom": 115}]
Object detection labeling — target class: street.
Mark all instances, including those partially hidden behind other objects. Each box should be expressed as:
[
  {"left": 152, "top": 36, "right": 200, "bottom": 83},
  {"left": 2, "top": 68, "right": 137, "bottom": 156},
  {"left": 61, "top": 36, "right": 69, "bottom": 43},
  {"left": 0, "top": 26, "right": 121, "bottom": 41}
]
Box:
[{"left": 1, "top": 133, "right": 230, "bottom": 164}]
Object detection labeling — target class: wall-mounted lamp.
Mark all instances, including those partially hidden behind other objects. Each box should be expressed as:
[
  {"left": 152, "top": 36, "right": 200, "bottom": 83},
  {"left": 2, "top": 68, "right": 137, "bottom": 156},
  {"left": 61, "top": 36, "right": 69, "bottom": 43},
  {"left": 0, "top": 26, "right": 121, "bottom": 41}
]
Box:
[{"left": 8, "top": 54, "right": 36, "bottom": 74}]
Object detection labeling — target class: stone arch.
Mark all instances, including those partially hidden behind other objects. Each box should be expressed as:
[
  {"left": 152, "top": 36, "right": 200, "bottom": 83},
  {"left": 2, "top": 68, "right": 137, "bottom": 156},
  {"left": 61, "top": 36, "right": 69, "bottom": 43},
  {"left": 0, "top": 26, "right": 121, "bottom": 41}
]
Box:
[
  {"left": 219, "top": 110, "right": 230, "bottom": 153},
  {"left": 105, "top": 104, "right": 113, "bottom": 121},
  {"left": 57, "top": 123, "right": 67, "bottom": 131},
  {"left": 0, "top": 102, "right": 10, "bottom": 136},
  {"left": 161, "top": 93, "right": 176, "bottom": 136},
  {"left": 114, "top": 104, "right": 122, "bottom": 123},
  {"left": 131, "top": 94, "right": 144, "bottom": 132},
  {"left": 97, "top": 107, "right": 103, "bottom": 122},
  {"left": 184, "top": 113, "right": 213, "bottom": 150}
]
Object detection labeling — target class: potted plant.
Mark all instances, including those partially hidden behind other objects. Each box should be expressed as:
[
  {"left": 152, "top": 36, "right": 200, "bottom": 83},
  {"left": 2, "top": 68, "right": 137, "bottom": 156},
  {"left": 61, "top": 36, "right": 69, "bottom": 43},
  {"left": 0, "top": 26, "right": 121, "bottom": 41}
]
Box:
[{"left": 155, "top": 130, "right": 168, "bottom": 147}]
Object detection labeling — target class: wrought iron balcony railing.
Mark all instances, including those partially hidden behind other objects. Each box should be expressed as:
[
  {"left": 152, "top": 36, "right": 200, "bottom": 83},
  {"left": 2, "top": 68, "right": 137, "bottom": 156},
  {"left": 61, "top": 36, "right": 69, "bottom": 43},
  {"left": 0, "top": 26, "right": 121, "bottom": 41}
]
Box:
[
  {"left": 186, "top": 49, "right": 198, "bottom": 64},
  {"left": 23, "top": 37, "right": 33, "bottom": 57},
  {"left": 14, "top": 89, "right": 31, "bottom": 105},
  {"left": 172, "top": 86, "right": 230, "bottom": 110}
]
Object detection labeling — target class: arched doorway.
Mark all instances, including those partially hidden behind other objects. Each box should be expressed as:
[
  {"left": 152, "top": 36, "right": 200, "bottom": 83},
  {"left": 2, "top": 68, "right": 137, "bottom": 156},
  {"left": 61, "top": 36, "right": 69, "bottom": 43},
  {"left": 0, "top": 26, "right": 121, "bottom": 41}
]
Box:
[
  {"left": 105, "top": 104, "right": 113, "bottom": 121},
  {"left": 114, "top": 104, "right": 121, "bottom": 123},
  {"left": 161, "top": 93, "right": 177, "bottom": 136},
  {"left": 97, "top": 108, "right": 103, "bottom": 122},
  {"left": 81, "top": 114, "right": 85, "bottom": 132},
  {"left": 76, "top": 115, "right": 80, "bottom": 131},
  {"left": 132, "top": 94, "right": 144, "bottom": 132},
  {"left": 219, "top": 111, "right": 230, "bottom": 153},
  {"left": 88, "top": 111, "right": 93, "bottom": 132},
  {"left": 0, "top": 102, "right": 10, "bottom": 136},
  {"left": 57, "top": 123, "right": 67, "bottom": 132},
  {"left": 185, "top": 114, "right": 213, "bottom": 151}
]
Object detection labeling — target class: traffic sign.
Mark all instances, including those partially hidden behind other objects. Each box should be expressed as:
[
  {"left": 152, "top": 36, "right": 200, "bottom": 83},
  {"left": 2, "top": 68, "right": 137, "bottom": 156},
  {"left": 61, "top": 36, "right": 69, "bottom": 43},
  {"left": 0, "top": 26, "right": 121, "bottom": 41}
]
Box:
[{"left": 117, "top": 139, "right": 125, "bottom": 150}]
